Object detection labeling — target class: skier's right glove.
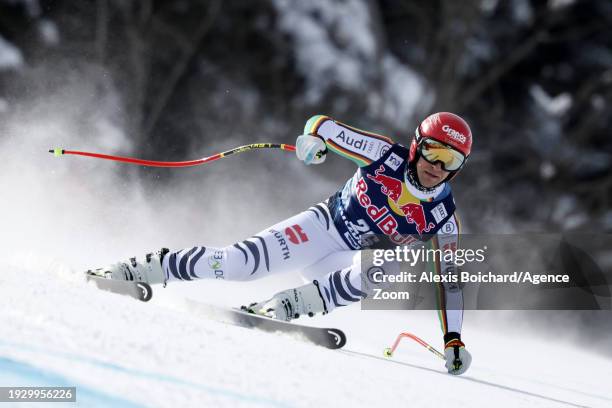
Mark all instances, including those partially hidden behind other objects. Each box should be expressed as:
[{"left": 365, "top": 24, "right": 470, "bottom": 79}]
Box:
[
  {"left": 444, "top": 333, "right": 472, "bottom": 375},
  {"left": 244, "top": 281, "right": 328, "bottom": 321},
  {"left": 296, "top": 134, "right": 327, "bottom": 165}
]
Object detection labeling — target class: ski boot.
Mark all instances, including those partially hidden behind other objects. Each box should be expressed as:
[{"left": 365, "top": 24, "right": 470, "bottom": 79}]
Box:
[
  {"left": 87, "top": 248, "right": 169, "bottom": 285},
  {"left": 244, "top": 280, "right": 328, "bottom": 322}
]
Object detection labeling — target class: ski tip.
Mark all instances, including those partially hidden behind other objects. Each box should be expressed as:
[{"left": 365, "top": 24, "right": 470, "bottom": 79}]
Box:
[
  {"left": 326, "top": 328, "right": 347, "bottom": 349},
  {"left": 136, "top": 282, "right": 153, "bottom": 302}
]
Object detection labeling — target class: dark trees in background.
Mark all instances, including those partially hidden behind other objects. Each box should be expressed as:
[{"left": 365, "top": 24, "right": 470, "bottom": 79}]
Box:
[{"left": 0, "top": 0, "right": 610, "bottom": 232}]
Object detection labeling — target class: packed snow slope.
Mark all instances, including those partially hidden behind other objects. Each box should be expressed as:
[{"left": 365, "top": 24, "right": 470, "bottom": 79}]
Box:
[
  {"left": 1, "top": 254, "right": 610, "bottom": 408},
  {"left": 1, "top": 61, "right": 611, "bottom": 407}
]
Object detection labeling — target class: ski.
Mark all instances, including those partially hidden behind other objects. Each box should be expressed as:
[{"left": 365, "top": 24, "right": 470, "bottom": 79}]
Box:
[
  {"left": 84, "top": 274, "right": 346, "bottom": 349},
  {"left": 180, "top": 299, "right": 347, "bottom": 350},
  {"left": 85, "top": 273, "right": 153, "bottom": 302}
]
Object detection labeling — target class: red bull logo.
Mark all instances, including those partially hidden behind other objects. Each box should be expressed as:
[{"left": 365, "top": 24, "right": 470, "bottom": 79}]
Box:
[
  {"left": 354, "top": 177, "right": 419, "bottom": 245},
  {"left": 399, "top": 203, "right": 435, "bottom": 235},
  {"left": 363, "top": 165, "right": 435, "bottom": 237},
  {"left": 367, "top": 165, "right": 402, "bottom": 202}
]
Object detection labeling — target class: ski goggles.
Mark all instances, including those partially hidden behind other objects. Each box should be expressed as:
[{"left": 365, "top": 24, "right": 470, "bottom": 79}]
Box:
[{"left": 418, "top": 138, "right": 466, "bottom": 171}]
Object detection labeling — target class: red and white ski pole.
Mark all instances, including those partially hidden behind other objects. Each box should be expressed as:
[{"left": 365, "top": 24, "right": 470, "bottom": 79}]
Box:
[
  {"left": 384, "top": 332, "right": 446, "bottom": 360},
  {"left": 49, "top": 143, "right": 296, "bottom": 168}
]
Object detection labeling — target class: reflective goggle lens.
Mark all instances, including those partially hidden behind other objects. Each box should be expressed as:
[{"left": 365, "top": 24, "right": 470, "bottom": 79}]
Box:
[{"left": 419, "top": 139, "right": 465, "bottom": 171}]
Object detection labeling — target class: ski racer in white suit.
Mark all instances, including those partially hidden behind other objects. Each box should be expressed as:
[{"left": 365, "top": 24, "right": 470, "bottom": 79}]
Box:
[{"left": 90, "top": 112, "right": 473, "bottom": 375}]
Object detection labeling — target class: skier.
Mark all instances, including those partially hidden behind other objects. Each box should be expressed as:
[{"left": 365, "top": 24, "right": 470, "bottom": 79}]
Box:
[{"left": 89, "top": 112, "right": 473, "bottom": 375}]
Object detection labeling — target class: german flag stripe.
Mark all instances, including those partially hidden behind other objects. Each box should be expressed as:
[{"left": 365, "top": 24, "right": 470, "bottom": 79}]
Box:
[
  {"left": 452, "top": 213, "right": 462, "bottom": 249},
  {"left": 305, "top": 115, "right": 330, "bottom": 135},
  {"left": 326, "top": 139, "right": 371, "bottom": 167},
  {"left": 437, "top": 288, "right": 448, "bottom": 334},
  {"left": 431, "top": 236, "right": 448, "bottom": 334},
  {"left": 445, "top": 339, "right": 464, "bottom": 348},
  {"left": 454, "top": 212, "right": 462, "bottom": 234}
]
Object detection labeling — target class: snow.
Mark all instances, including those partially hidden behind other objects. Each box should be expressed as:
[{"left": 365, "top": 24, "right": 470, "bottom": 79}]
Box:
[
  {"left": 0, "top": 97, "right": 8, "bottom": 113},
  {"left": 603, "top": 211, "right": 612, "bottom": 230},
  {"left": 0, "top": 75, "right": 610, "bottom": 407},
  {"left": 272, "top": 0, "right": 376, "bottom": 104},
  {"left": 369, "top": 55, "right": 429, "bottom": 127},
  {"left": 38, "top": 19, "right": 60, "bottom": 46},
  {"left": 539, "top": 161, "right": 556, "bottom": 180},
  {"left": 530, "top": 84, "right": 572, "bottom": 117},
  {"left": 1, "top": 261, "right": 611, "bottom": 407},
  {"left": 590, "top": 95, "right": 605, "bottom": 111},
  {"left": 272, "top": 0, "right": 429, "bottom": 125},
  {"left": 480, "top": 0, "right": 500, "bottom": 14},
  {"left": 0, "top": 35, "right": 24, "bottom": 70},
  {"left": 511, "top": 0, "right": 534, "bottom": 25},
  {"left": 548, "top": 0, "right": 576, "bottom": 10}
]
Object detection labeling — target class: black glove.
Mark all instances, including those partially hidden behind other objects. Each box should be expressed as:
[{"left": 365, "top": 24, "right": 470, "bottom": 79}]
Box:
[{"left": 444, "top": 332, "right": 472, "bottom": 375}]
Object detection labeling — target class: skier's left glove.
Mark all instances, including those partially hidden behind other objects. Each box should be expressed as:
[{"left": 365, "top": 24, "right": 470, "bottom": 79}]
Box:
[
  {"left": 444, "top": 333, "right": 472, "bottom": 375},
  {"left": 244, "top": 281, "right": 328, "bottom": 321},
  {"left": 296, "top": 134, "right": 327, "bottom": 165}
]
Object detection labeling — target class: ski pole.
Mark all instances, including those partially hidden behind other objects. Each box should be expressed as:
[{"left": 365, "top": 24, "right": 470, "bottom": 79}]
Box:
[
  {"left": 48, "top": 143, "right": 296, "bottom": 168},
  {"left": 383, "top": 332, "right": 446, "bottom": 360}
]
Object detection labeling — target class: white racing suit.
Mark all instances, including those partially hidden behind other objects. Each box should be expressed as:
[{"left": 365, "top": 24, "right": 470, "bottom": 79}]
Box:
[{"left": 161, "top": 115, "right": 464, "bottom": 340}]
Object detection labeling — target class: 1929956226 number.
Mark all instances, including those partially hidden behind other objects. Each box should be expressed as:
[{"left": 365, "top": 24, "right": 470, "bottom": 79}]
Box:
[{"left": 1, "top": 387, "right": 76, "bottom": 402}]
